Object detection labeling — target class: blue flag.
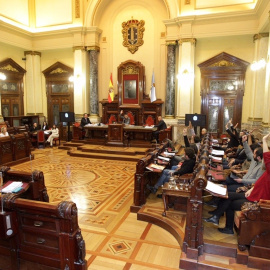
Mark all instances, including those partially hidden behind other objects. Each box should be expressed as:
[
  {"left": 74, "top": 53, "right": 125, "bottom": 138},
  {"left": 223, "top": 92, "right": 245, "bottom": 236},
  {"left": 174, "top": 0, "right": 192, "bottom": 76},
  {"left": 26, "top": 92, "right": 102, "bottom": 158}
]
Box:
[{"left": 150, "top": 71, "right": 156, "bottom": 102}]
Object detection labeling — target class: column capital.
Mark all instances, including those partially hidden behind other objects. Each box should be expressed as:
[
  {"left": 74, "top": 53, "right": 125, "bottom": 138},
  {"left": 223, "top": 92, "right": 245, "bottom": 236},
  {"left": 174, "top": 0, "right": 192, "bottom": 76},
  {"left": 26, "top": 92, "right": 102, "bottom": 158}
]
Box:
[
  {"left": 165, "top": 40, "right": 177, "bottom": 46},
  {"left": 178, "top": 38, "right": 196, "bottom": 46},
  {"left": 24, "top": 51, "right": 41, "bottom": 57},
  {"left": 86, "top": 46, "right": 100, "bottom": 52},
  {"left": 253, "top": 33, "right": 269, "bottom": 42},
  {"left": 73, "top": 46, "right": 86, "bottom": 52}
]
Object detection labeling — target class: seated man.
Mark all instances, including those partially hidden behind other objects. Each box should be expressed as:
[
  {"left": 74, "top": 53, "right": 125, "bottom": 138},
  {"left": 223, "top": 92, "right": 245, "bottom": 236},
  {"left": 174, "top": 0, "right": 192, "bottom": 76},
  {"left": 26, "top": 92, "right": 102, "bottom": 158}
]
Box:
[
  {"left": 152, "top": 116, "right": 167, "bottom": 143},
  {"left": 119, "top": 110, "right": 130, "bottom": 125},
  {"left": 147, "top": 147, "right": 196, "bottom": 194},
  {"left": 80, "top": 113, "right": 91, "bottom": 138},
  {"left": 30, "top": 122, "right": 39, "bottom": 132}
]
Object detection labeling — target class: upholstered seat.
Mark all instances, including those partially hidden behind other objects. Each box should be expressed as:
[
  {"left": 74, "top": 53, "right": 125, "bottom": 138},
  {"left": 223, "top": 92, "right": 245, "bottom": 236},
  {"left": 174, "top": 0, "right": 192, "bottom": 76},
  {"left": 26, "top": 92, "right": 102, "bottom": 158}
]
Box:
[
  {"left": 108, "top": 114, "right": 117, "bottom": 124},
  {"left": 37, "top": 130, "right": 45, "bottom": 148},
  {"left": 159, "top": 126, "right": 172, "bottom": 142},
  {"left": 145, "top": 115, "right": 154, "bottom": 126},
  {"left": 127, "top": 111, "right": 135, "bottom": 125}
]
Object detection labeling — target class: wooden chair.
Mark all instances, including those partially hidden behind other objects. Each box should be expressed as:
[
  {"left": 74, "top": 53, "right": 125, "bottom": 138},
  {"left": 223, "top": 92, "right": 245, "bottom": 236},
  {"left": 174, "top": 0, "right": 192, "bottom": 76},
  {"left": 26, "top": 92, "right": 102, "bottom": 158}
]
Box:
[
  {"left": 159, "top": 126, "right": 172, "bottom": 142},
  {"left": 145, "top": 115, "right": 154, "bottom": 126},
  {"left": 108, "top": 114, "right": 117, "bottom": 124},
  {"left": 127, "top": 111, "right": 135, "bottom": 125},
  {"left": 37, "top": 130, "right": 45, "bottom": 148},
  {"left": 53, "top": 132, "right": 60, "bottom": 146},
  {"left": 235, "top": 199, "right": 270, "bottom": 261}
]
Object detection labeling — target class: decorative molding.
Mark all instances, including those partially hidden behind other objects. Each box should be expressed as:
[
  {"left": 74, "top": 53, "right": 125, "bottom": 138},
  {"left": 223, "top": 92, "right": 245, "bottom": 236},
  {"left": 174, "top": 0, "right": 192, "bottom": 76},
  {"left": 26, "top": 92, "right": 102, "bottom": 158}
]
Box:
[
  {"left": 122, "top": 66, "right": 139, "bottom": 75},
  {"left": 86, "top": 46, "right": 100, "bottom": 52},
  {"left": 160, "top": 32, "right": 166, "bottom": 38},
  {"left": 210, "top": 60, "right": 237, "bottom": 67},
  {"left": 0, "top": 64, "right": 19, "bottom": 72},
  {"left": 248, "top": 117, "right": 263, "bottom": 122},
  {"left": 122, "top": 19, "right": 145, "bottom": 54},
  {"left": 50, "top": 68, "right": 68, "bottom": 74},
  {"left": 185, "top": 0, "right": 191, "bottom": 4},
  {"left": 166, "top": 40, "right": 177, "bottom": 46},
  {"left": 73, "top": 46, "right": 86, "bottom": 52},
  {"left": 178, "top": 38, "right": 196, "bottom": 45},
  {"left": 253, "top": 32, "right": 269, "bottom": 42},
  {"left": 165, "top": 115, "right": 175, "bottom": 119},
  {"left": 24, "top": 51, "right": 41, "bottom": 57},
  {"left": 75, "top": 0, "right": 80, "bottom": 18}
]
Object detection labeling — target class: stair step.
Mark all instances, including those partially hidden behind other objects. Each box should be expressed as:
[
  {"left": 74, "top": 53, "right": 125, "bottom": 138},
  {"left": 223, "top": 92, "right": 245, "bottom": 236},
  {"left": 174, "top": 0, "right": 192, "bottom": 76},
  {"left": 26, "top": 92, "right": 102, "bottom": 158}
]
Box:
[
  {"left": 68, "top": 150, "right": 142, "bottom": 161},
  {"left": 78, "top": 146, "right": 147, "bottom": 156},
  {"left": 63, "top": 142, "right": 85, "bottom": 147}
]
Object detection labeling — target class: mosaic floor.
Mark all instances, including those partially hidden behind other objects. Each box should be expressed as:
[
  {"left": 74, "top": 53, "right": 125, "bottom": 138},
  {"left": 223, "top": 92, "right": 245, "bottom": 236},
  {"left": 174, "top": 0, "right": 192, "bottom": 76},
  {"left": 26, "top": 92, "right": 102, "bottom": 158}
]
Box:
[{"left": 12, "top": 146, "right": 181, "bottom": 270}]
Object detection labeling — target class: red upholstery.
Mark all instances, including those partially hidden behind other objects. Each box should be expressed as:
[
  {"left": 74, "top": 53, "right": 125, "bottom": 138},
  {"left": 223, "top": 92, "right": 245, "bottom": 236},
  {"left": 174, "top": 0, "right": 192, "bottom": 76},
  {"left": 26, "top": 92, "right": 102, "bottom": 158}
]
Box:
[
  {"left": 37, "top": 131, "right": 45, "bottom": 148},
  {"left": 53, "top": 136, "right": 60, "bottom": 146},
  {"left": 127, "top": 111, "right": 135, "bottom": 125},
  {"left": 145, "top": 115, "right": 154, "bottom": 126},
  {"left": 108, "top": 114, "right": 117, "bottom": 124}
]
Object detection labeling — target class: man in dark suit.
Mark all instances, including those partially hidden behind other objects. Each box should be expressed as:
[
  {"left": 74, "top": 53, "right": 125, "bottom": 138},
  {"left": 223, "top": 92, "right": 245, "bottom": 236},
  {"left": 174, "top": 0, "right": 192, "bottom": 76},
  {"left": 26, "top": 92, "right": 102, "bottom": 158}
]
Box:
[
  {"left": 80, "top": 113, "right": 91, "bottom": 127},
  {"left": 152, "top": 116, "right": 167, "bottom": 143},
  {"left": 80, "top": 113, "right": 91, "bottom": 138},
  {"left": 30, "top": 122, "right": 40, "bottom": 132}
]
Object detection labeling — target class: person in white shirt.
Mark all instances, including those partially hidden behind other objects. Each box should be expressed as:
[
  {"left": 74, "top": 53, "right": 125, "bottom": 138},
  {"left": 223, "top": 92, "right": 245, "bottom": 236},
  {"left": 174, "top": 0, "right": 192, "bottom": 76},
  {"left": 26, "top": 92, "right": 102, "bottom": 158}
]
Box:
[
  {"left": 46, "top": 124, "right": 59, "bottom": 147},
  {"left": 0, "top": 126, "right": 9, "bottom": 137}
]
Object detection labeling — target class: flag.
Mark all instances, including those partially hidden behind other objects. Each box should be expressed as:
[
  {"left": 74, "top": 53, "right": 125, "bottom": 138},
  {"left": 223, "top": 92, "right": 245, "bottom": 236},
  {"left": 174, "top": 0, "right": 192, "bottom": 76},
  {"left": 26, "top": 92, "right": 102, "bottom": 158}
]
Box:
[
  {"left": 150, "top": 71, "right": 156, "bottom": 102},
  {"left": 108, "top": 73, "right": 114, "bottom": 103}
]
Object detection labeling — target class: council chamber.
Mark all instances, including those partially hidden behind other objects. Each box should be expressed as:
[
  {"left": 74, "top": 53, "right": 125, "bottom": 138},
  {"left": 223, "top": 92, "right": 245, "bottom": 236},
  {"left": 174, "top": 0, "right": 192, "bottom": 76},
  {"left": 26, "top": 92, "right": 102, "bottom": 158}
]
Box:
[{"left": 0, "top": 0, "right": 270, "bottom": 269}]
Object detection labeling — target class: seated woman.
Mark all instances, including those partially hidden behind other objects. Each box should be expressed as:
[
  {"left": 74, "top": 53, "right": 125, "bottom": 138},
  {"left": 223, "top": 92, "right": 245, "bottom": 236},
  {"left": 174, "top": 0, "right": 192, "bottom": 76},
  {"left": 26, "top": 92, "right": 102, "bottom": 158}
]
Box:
[
  {"left": 0, "top": 126, "right": 9, "bottom": 137},
  {"left": 41, "top": 121, "right": 49, "bottom": 131},
  {"left": 46, "top": 124, "right": 59, "bottom": 147},
  {"left": 147, "top": 147, "right": 196, "bottom": 194},
  {"left": 204, "top": 132, "right": 270, "bottom": 234}
]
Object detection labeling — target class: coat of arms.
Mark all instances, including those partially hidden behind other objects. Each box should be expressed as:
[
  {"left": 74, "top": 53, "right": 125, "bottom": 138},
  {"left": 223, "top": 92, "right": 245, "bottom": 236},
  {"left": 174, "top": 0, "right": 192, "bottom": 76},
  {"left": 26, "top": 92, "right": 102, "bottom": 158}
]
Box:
[{"left": 122, "top": 19, "right": 145, "bottom": 54}]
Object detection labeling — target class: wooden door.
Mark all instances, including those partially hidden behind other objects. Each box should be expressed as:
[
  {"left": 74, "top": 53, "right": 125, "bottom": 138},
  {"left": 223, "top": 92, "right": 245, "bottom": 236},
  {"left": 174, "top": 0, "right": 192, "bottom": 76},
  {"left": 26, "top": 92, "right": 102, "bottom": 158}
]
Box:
[
  {"left": 198, "top": 52, "right": 249, "bottom": 138},
  {"left": 207, "top": 95, "right": 237, "bottom": 136},
  {"left": 42, "top": 62, "right": 74, "bottom": 127}
]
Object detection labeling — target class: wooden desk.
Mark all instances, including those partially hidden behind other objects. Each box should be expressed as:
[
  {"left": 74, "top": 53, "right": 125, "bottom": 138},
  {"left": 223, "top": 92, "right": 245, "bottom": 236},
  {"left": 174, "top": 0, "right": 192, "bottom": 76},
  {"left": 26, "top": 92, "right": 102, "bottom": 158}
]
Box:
[
  {"left": 162, "top": 182, "right": 191, "bottom": 217},
  {"left": 83, "top": 124, "right": 156, "bottom": 147}
]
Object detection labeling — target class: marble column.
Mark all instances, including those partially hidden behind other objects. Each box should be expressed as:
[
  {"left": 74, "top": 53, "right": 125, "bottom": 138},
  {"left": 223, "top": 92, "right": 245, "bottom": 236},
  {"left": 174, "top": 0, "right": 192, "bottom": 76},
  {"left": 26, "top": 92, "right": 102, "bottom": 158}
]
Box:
[
  {"left": 248, "top": 33, "right": 269, "bottom": 127},
  {"left": 73, "top": 47, "right": 88, "bottom": 120},
  {"left": 176, "top": 38, "right": 196, "bottom": 119},
  {"left": 24, "top": 51, "right": 42, "bottom": 115},
  {"left": 262, "top": 31, "right": 270, "bottom": 130},
  {"left": 165, "top": 41, "right": 177, "bottom": 117},
  {"left": 87, "top": 47, "right": 99, "bottom": 117}
]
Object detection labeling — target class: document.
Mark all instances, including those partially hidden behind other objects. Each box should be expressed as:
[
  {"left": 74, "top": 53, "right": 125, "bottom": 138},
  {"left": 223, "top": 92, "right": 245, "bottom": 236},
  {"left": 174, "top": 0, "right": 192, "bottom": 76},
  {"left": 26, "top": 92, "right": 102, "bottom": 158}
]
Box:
[
  {"left": 205, "top": 181, "right": 227, "bottom": 196},
  {"left": 146, "top": 163, "right": 165, "bottom": 171},
  {"left": 209, "top": 155, "right": 222, "bottom": 161},
  {"left": 1, "top": 181, "right": 23, "bottom": 193},
  {"left": 211, "top": 149, "right": 225, "bottom": 156},
  {"left": 158, "top": 156, "right": 170, "bottom": 161}
]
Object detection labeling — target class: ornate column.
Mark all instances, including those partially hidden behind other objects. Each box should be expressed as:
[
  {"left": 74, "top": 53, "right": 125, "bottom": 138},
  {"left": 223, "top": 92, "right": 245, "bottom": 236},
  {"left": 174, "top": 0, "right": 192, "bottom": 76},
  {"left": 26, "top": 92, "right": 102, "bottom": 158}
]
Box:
[
  {"left": 73, "top": 46, "right": 88, "bottom": 120},
  {"left": 87, "top": 46, "right": 100, "bottom": 120},
  {"left": 176, "top": 38, "right": 196, "bottom": 119},
  {"left": 165, "top": 41, "right": 177, "bottom": 118},
  {"left": 24, "top": 51, "right": 42, "bottom": 115},
  {"left": 248, "top": 33, "right": 269, "bottom": 127},
  {"left": 262, "top": 30, "right": 270, "bottom": 130}
]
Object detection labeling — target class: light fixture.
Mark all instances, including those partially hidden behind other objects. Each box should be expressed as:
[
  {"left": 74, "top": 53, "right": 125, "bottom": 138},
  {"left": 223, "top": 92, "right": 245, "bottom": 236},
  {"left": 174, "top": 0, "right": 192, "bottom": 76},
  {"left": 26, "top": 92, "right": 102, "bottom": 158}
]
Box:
[
  {"left": 0, "top": 72, "right": 6, "bottom": 80},
  {"left": 251, "top": 58, "right": 266, "bottom": 71},
  {"left": 69, "top": 76, "right": 74, "bottom": 82}
]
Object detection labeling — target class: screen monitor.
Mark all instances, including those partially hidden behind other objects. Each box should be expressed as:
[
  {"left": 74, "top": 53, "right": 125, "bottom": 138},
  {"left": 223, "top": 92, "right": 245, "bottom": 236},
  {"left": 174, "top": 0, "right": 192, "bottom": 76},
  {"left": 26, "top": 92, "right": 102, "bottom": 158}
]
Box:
[
  {"left": 59, "top": 112, "right": 75, "bottom": 123},
  {"left": 185, "top": 114, "right": 206, "bottom": 127}
]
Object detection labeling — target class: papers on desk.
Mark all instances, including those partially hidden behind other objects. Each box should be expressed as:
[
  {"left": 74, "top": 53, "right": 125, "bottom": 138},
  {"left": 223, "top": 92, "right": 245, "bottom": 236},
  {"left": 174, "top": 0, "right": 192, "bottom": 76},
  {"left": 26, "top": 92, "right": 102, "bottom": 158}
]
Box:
[
  {"left": 209, "top": 155, "right": 222, "bottom": 161},
  {"left": 205, "top": 181, "right": 227, "bottom": 197},
  {"left": 1, "top": 181, "right": 23, "bottom": 193},
  {"left": 211, "top": 139, "right": 219, "bottom": 143},
  {"left": 158, "top": 156, "right": 170, "bottom": 161},
  {"left": 144, "top": 126, "right": 154, "bottom": 128},
  {"left": 211, "top": 149, "right": 224, "bottom": 156},
  {"left": 44, "top": 131, "right": 50, "bottom": 134},
  {"left": 163, "top": 152, "right": 175, "bottom": 157},
  {"left": 146, "top": 163, "right": 165, "bottom": 171}
]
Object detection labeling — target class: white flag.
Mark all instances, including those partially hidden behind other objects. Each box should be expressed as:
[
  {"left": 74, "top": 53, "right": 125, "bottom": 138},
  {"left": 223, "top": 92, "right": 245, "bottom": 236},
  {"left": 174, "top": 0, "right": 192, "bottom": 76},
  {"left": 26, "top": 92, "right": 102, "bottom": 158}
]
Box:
[{"left": 150, "top": 71, "right": 156, "bottom": 102}]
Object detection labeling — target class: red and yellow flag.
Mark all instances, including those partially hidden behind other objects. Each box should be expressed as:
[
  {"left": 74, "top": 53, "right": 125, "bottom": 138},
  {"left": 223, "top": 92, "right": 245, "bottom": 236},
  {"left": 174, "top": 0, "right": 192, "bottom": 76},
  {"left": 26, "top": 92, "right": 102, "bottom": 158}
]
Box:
[{"left": 108, "top": 73, "right": 114, "bottom": 103}]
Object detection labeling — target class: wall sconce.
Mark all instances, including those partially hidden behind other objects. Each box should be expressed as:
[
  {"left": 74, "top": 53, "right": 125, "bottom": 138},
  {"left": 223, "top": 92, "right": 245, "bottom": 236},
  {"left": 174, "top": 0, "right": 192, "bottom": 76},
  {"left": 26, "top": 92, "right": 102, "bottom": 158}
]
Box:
[
  {"left": 251, "top": 58, "right": 266, "bottom": 71},
  {"left": 0, "top": 72, "right": 6, "bottom": 80}
]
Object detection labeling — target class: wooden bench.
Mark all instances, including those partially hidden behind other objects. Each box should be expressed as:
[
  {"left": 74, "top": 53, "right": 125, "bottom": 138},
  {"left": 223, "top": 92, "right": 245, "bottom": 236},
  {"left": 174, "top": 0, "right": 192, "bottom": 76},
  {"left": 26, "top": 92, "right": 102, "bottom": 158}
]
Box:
[{"left": 0, "top": 195, "right": 86, "bottom": 270}]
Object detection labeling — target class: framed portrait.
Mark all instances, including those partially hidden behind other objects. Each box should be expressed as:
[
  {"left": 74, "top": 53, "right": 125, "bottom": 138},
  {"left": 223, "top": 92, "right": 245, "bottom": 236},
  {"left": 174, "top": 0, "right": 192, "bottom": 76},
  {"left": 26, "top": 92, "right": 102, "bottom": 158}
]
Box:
[{"left": 122, "top": 74, "right": 138, "bottom": 104}]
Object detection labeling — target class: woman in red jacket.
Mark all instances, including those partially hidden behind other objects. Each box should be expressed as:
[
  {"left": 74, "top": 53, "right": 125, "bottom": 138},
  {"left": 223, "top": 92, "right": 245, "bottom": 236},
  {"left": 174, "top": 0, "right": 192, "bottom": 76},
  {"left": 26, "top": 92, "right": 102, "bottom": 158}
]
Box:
[{"left": 204, "top": 132, "right": 270, "bottom": 234}]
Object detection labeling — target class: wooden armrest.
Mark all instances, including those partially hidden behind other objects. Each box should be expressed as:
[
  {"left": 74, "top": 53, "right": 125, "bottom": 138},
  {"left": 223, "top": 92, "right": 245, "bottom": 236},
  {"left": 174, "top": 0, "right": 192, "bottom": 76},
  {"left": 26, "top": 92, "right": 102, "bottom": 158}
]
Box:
[{"left": 259, "top": 199, "right": 270, "bottom": 209}]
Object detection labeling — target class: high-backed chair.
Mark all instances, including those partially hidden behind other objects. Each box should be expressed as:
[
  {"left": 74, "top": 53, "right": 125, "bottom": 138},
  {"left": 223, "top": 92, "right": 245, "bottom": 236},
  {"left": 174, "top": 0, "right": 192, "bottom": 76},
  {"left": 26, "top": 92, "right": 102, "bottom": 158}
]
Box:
[
  {"left": 53, "top": 129, "right": 61, "bottom": 146},
  {"left": 145, "top": 115, "right": 154, "bottom": 126},
  {"left": 37, "top": 130, "right": 45, "bottom": 148},
  {"left": 159, "top": 126, "right": 172, "bottom": 142},
  {"left": 108, "top": 114, "right": 117, "bottom": 124},
  {"left": 126, "top": 111, "right": 135, "bottom": 125}
]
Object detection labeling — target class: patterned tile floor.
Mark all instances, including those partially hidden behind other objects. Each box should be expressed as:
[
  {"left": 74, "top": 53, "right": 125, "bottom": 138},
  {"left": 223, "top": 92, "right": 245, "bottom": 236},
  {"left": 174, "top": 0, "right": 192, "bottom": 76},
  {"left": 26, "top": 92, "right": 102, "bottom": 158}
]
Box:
[{"left": 12, "top": 147, "right": 181, "bottom": 270}]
